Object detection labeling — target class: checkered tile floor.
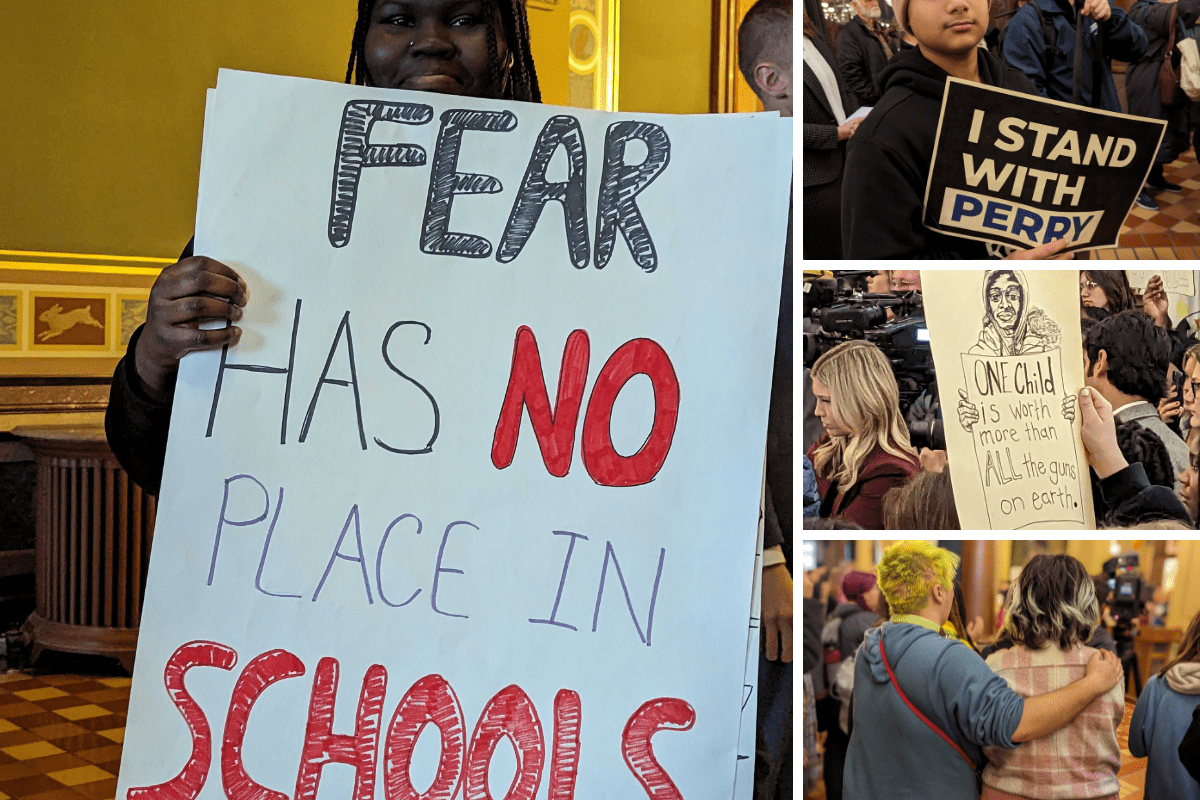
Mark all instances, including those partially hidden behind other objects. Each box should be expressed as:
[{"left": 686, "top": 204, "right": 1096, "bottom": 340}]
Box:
[
  {"left": 0, "top": 672, "right": 126, "bottom": 800},
  {"left": 1093, "top": 148, "right": 1200, "bottom": 260}
]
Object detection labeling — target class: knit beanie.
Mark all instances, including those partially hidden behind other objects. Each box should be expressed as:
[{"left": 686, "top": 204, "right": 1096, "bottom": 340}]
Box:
[{"left": 841, "top": 571, "right": 878, "bottom": 611}]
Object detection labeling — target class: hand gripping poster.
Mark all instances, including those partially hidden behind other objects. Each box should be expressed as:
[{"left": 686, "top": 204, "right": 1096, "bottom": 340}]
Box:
[
  {"left": 113, "top": 71, "right": 791, "bottom": 800},
  {"left": 924, "top": 270, "right": 1095, "bottom": 530}
]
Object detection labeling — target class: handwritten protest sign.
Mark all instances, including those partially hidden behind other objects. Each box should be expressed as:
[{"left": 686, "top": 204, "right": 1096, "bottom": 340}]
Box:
[
  {"left": 923, "top": 80, "right": 1166, "bottom": 254},
  {"left": 114, "top": 70, "right": 790, "bottom": 800},
  {"left": 924, "top": 270, "right": 1095, "bottom": 530},
  {"left": 1127, "top": 269, "right": 1197, "bottom": 297}
]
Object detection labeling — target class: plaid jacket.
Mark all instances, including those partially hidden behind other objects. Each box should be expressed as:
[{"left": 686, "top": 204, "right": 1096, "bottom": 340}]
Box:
[{"left": 983, "top": 644, "right": 1125, "bottom": 799}]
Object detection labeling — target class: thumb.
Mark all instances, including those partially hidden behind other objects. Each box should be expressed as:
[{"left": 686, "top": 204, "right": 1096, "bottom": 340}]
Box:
[{"left": 958, "top": 388, "right": 969, "bottom": 401}]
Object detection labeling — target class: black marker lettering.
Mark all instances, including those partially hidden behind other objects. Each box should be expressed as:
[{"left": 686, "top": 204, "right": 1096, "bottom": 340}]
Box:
[
  {"left": 299, "top": 311, "right": 367, "bottom": 450},
  {"left": 329, "top": 101, "right": 433, "bottom": 248},
  {"left": 375, "top": 321, "right": 440, "bottom": 455},
  {"left": 594, "top": 121, "right": 671, "bottom": 272},
  {"left": 497, "top": 115, "right": 590, "bottom": 267},
  {"left": 207, "top": 299, "right": 301, "bottom": 443},
  {"left": 421, "top": 109, "right": 517, "bottom": 258}
]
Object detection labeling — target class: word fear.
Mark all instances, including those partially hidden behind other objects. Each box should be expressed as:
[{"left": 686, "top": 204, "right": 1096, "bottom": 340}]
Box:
[{"left": 329, "top": 105, "right": 671, "bottom": 271}]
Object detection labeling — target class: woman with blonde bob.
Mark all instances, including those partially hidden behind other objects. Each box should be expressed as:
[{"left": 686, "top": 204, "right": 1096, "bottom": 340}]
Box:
[
  {"left": 806, "top": 339, "right": 918, "bottom": 528},
  {"left": 982, "top": 554, "right": 1125, "bottom": 800}
]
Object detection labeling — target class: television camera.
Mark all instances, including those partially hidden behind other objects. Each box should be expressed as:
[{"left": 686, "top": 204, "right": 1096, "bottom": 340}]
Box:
[
  {"left": 803, "top": 272, "right": 944, "bottom": 449},
  {"left": 1102, "top": 553, "right": 1155, "bottom": 631}
]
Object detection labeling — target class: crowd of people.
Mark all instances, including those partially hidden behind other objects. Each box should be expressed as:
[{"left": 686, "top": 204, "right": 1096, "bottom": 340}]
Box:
[
  {"left": 802, "top": 541, "right": 1200, "bottom": 800},
  {"left": 803, "top": 269, "right": 1200, "bottom": 530},
  {"left": 803, "top": 0, "right": 1200, "bottom": 257}
]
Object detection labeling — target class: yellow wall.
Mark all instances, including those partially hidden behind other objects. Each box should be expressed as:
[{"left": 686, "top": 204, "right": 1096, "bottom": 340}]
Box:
[
  {"left": 527, "top": 2, "right": 570, "bottom": 106},
  {"left": 1, "top": 2, "right": 573, "bottom": 260},
  {"left": 1167, "top": 540, "right": 1200, "bottom": 631},
  {"left": 619, "top": 0, "right": 713, "bottom": 113},
  {"left": 1, "top": 3, "right": 358, "bottom": 259}
]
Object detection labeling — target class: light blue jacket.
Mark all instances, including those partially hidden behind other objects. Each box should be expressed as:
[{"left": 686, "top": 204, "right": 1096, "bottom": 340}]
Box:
[
  {"left": 1128, "top": 669, "right": 1200, "bottom": 800},
  {"left": 844, "top": 621, "right": 1025, "bottom": 799}
]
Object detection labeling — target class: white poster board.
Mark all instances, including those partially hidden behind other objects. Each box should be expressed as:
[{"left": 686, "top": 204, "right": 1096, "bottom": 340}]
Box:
[
  {"left": 1127, "top": 269, "right": 1196, "bottom": 297},
  {"left": 924, "top": 270, "right": 1095, "bottom": 530},
  {"left": 115, "top": 69, "right": 791, "bottom": 800}
]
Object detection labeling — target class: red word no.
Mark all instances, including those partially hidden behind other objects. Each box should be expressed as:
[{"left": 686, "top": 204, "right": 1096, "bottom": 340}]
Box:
[{"left": 490, "top": 326, "right": 679, "bottom": 486}]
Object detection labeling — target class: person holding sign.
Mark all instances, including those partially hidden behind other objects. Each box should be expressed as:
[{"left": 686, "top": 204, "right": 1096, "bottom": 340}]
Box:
[
  {"left": 807, "top": 340, "right": 920, "bottom": 528},
  {"left": 106, "top": 0, "right": 542, "bottom": 497},
  {"left": 841, "top": 0, "right": 1074, "bottom": 257},
  {"left": 843, "top": 541, "right": 1126, "bottom": 800}
]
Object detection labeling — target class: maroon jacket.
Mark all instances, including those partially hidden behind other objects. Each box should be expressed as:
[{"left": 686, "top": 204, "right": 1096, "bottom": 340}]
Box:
[{"left": 806, "top": 436, "right": 919, "bottom": 529}]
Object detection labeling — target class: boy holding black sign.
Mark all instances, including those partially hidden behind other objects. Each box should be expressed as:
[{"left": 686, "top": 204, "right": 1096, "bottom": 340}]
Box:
[{"left": 841, "top": 0, "right": 1072, "bottom": 258}]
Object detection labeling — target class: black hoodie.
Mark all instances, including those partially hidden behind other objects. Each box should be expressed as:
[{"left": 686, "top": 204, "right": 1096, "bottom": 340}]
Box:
[{"left": 841, "top": 47, "right": 1038, "bottom": 259}]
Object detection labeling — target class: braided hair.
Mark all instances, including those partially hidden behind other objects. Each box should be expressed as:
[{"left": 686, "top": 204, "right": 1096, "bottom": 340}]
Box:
[{"left": 345, "top": 0, "right": 541, "bottom": 102}]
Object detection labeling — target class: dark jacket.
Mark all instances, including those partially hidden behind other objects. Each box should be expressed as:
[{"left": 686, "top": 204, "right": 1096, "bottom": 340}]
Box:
[
  {"left": 837, "top": 16, "right": 892, "bottom": 107},
  {"left": 1181, "top": 704, "right": 1200, "bottom": 783},
  {"left": 106, "top": 239, "right": 190, "bottom": 495},
  {"left": 1093, "top": 461, "right": 1193, "bottom": 528},
  {"left": 842, "top": 47, "right": 1039, "bottom": 259},
  {"left": 803, "top": 596, "right": 825, "bottom": 674},
  {"left": 803, "top": 35, "right": 859, "bottom": 189},
  {"left": 1002, "top": 0, "right": 1147, "bottom": 111},
  {"left": 1127, "top": 0, "right": 1191, "bottom": 163},
  {"left": 829, "top": 602, "right": 881, "bottom": 662},
  {"left": 807, "top": 436, "right": 919, "bottom": 529},
  {"left": 106, "top": 324, "right": 173, "bottom": 495}
]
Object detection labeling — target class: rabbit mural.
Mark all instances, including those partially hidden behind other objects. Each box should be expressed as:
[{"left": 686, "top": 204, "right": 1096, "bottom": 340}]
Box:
[{"left": 36, "top": 302, "right": 105, "bottom": 343}]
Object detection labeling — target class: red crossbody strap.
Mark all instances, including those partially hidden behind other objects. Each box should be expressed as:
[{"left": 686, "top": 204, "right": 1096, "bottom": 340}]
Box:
[{"left": 880, "top": 634, "right": 977, "bottom": 771}]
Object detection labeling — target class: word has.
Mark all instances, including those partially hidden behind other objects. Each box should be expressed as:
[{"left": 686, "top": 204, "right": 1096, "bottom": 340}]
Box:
[
  {"left": 127, "top": 641, "right": 695, "bottom": 800},
  {"left": 329, "top": 104, "right": 671, "bottom": 271}
]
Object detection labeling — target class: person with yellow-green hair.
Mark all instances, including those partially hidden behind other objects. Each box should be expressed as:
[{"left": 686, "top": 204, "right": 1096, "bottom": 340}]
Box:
[{"left": 843, "top": 541, "right": 1125, "bottom": 800}]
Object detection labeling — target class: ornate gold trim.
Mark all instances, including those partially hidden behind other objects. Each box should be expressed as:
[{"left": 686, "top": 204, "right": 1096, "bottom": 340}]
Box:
[{"left": 568, "top": 0, "right": 620, "bottom": 111}]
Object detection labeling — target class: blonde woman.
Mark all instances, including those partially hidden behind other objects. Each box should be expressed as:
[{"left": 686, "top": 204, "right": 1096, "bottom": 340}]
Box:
[
  {"left": 981, "top": 554, "right": 1125, "bottom": 800},
  {"left": 807, "top": 340, "right": 919, "bottom": 528}
]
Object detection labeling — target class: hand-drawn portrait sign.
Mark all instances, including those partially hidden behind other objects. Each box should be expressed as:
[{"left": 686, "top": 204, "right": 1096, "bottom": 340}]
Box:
[
  {"left": 115, "top": 70, "right": 791, "bottom": 800},
  {"left": 924, "top": 270, "right": 1095, "bottom": 530},
  {"left": 923, "top": 79, "right": 1166, "bottom": 254}
]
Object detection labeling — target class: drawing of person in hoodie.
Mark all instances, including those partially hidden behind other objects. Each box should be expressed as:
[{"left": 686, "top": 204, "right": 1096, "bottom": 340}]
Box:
[
  {"left": 968, "top": 269, "right": 1060, "bottom": 356},
  {"left": 957, "top": 270, "right": 1075, "bottom": 431}
]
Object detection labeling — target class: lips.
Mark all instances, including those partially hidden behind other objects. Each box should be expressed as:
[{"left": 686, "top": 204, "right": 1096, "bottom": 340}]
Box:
[
  {"left": 946, "top": 18, "right": 975, "bottom": 29},
  {"left": 402, "top": 73, "right": 464, "bottom": 93}
]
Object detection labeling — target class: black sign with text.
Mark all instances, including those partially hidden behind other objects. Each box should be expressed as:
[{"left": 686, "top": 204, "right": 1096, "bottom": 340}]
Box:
[{"left": 923, "top": 79, "right": 1167, "bottom": 253}]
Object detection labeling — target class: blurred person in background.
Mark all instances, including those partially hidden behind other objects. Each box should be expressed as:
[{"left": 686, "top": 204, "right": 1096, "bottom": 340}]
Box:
[{"left": 807, "top": 340, "right": 920, "bottom": 528}]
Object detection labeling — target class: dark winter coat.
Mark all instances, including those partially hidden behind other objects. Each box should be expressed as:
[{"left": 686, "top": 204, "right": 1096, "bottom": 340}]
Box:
[
  {"left": 1002, "top": 0, "right": 1146, "bottom": 111},
  {"left": 841, "top": 47, "right": 1039, "bottom": 259},
  {"left": 803, "top": 35, "right": 859, "bottom": 258},
  {"left": 1127, "top": 0, "right": 1191, "bottom": 163},
  {"left": 837, "top": 16, "right": 893, "bottom": 107}
]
